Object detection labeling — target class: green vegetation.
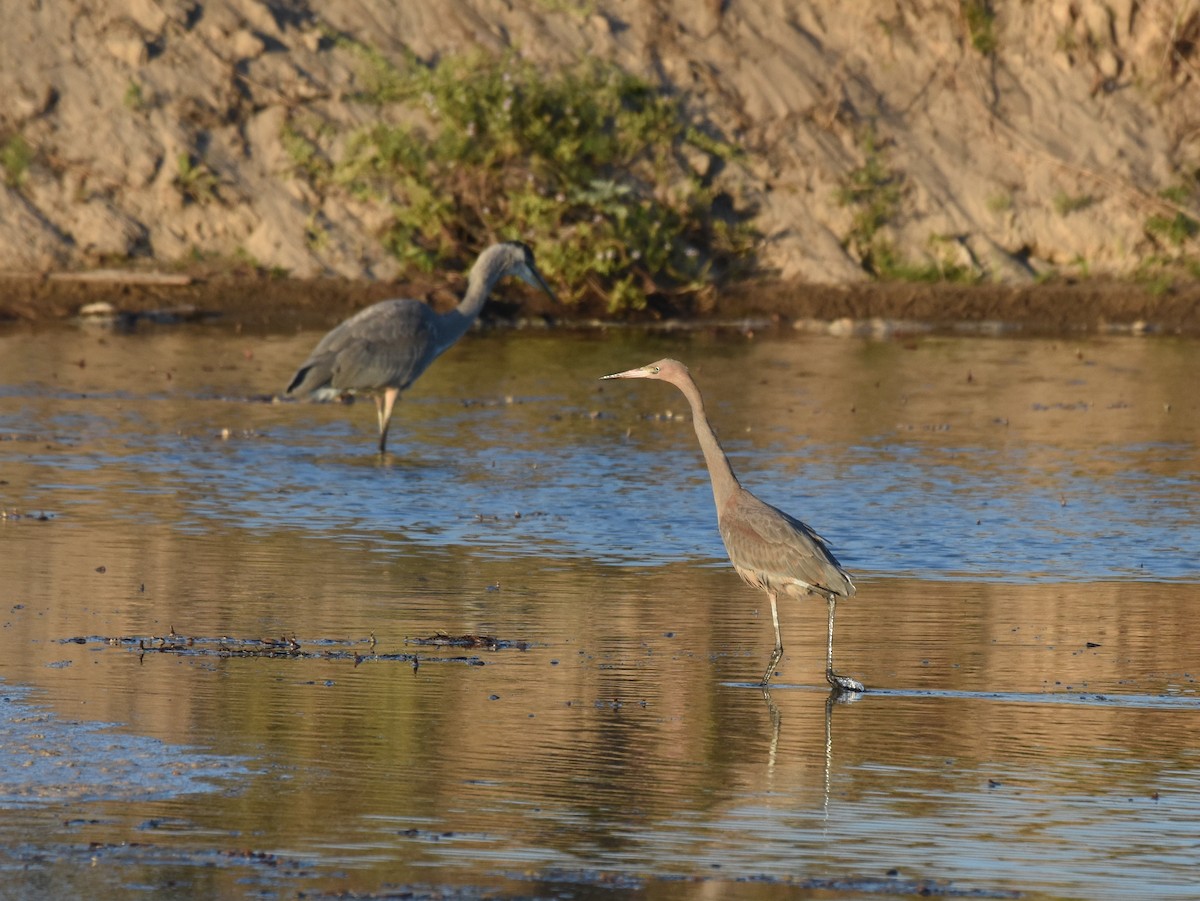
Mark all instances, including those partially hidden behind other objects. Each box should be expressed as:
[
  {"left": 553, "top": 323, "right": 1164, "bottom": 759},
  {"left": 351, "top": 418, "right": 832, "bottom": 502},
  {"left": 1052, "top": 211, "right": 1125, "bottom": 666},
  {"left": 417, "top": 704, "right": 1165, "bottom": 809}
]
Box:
[
  {"left": 1145, "top": 211, "right": 1198, "bottom": 245},
  {"left": 1055, "top": 27, "right": 1078, "bottom": 55},
  {"left": 986, "top": 191, "right": 1013, "bottom": 214},
  {"left": 1127, "top": 181, "right": 1200, "bottom": 293},
  {"left": 283, "top": 44, "right": 755, "bottom": 312},
  {"left": 874, "top": 236, "right": 975, "bottom": 283},
  {"left": 530, "top": 0, "right": 596, "bottom": 16},
  {"left": 836, "top": 125, "right": 978, "bottom": 283},
  {"left": 123, "top": 81, "right": 147, "bottom": 112},
  {"left": 0, "top": 134, "right": 33, "bottom": 188},
  {"left": 962, "top": 0, "right": 998, "bottom": 55},
  {"left": 174, "top": 153, "right": 219, "bottom": 205},
  {"left": 836, "top": 126, "right": 902, "bottom": 258},
  {"left": 1145, "top": 184, "right": 1199, "bottom": 247},
  {"left": 1052, "top": 192, "right": 1095, "bottom": 216}
]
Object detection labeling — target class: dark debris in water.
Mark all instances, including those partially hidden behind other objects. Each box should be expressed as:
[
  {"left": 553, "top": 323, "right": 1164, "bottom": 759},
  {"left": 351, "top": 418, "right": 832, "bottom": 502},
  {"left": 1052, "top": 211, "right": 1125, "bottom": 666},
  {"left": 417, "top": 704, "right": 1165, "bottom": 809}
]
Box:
[
  {"left": 525, "top": 867, "right": 1022, "bottom": 898},
  {"left": 293, "top": 884, "right": 516, "bottom": 900},
  {"left": 0, "top": 508, "right": 54, "bottom": 521},
  {"left": 406, "top": 633, "right": 531, "bottom": 651},
  {"left": 736, "top": 874, "right": 1022, "bottom": 898},
  {"left": 60, "top": 632, "right": 485, "bottom": 667},
  {"left": 81, "top": 839, "right": 316, "bottom": 878}
]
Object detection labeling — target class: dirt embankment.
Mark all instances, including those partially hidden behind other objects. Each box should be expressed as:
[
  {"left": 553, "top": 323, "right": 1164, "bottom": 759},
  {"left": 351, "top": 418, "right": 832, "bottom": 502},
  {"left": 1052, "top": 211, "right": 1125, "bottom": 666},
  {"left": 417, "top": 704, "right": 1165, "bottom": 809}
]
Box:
[
  {"left": 0, "top": 1, "right": 1197, "bottom": 326},
  {"left": 4, "top": 270, "right": 1198, "bottom": 335}
]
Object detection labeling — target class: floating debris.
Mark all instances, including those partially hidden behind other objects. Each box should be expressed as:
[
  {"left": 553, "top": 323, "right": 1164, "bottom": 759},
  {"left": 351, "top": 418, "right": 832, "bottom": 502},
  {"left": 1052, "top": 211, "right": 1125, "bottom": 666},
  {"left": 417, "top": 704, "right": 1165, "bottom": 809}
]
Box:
[
  {"left": 406, "top": 633, "right": 531, "bottom": 651},
  {"left": 0, "top": 510, "right": 54, "bottom": 521},
  {"left": 60, "top": 633, "right": 486, "bottom": 666}
]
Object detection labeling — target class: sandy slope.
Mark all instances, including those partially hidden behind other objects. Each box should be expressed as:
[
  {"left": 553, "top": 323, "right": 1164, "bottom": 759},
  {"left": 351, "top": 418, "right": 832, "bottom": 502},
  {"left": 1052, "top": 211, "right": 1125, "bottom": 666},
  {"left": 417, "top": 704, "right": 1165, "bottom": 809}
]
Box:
[{"left": 0, "top": 1, "right": 1196, "bottom": 301}]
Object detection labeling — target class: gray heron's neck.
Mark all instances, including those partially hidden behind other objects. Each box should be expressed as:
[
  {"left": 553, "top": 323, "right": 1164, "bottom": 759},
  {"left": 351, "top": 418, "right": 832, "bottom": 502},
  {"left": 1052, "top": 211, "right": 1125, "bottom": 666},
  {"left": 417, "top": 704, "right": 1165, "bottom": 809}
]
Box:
[
  {"left": 436, "top": 247, "right": 511, "bottom": 353},
  {"left": 675, "top": 373, "right": 742, "bottom": 513}
]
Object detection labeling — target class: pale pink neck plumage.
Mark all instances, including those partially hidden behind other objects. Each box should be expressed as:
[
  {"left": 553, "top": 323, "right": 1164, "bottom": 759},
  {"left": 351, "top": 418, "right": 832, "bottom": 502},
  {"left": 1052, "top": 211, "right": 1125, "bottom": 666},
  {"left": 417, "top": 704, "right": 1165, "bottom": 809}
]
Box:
[{"left": 667, "top": 369, "right": 742, "bottom": 514}]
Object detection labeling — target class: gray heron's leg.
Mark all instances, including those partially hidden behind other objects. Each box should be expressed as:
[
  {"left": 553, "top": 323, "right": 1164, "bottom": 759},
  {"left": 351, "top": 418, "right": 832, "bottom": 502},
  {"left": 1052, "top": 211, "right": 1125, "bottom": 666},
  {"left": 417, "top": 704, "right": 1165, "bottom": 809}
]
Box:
[
  {"left": 376, "top": 387, "right": 400, "bottom": 454},
  {"left": 825, "top": 592, "right": 864, "bottom": 693},
  {"left": 760, "top": 590, "right": 783, "bottom": 685}
]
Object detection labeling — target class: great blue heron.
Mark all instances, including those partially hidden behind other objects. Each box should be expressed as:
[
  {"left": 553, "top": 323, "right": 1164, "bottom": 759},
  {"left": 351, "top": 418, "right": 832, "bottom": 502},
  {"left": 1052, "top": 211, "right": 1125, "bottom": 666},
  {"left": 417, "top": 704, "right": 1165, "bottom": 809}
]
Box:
[
  {"left": 286, "top": 242, "right": 555, "bottom": 453},
  {"left": 601, "top": 358, "right": 864, "bottom": 693}
]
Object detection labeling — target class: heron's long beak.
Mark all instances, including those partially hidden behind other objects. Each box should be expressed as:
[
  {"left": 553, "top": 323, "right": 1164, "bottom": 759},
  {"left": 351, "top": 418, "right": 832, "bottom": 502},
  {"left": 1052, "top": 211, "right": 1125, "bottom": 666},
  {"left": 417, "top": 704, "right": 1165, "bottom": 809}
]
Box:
[
  {"left": 600, "top": 366, "right": 650, "bottom": 380},
  {"left": 519, "top": 264, "right": 557, "bottom": 303}
]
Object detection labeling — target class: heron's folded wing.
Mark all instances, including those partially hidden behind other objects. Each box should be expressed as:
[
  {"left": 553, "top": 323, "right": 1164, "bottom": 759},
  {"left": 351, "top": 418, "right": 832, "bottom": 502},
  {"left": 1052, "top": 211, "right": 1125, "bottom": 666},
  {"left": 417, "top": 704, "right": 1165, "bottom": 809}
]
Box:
[
  {"left": 718, "top": 494, "right": 854, "bottom": 597},
  {"left": 324, "top": 303, "right": 439, "bottom": 392}
]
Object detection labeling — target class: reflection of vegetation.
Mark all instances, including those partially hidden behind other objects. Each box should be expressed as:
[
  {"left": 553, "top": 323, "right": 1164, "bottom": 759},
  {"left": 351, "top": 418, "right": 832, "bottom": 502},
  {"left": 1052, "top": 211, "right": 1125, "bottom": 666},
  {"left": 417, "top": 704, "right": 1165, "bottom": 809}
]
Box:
[
  {"left": 1, "top": 133, "right": 33, "bottom": 187},
  {"left": 283, "top": 43, "right": 756, "bottom": 312}
]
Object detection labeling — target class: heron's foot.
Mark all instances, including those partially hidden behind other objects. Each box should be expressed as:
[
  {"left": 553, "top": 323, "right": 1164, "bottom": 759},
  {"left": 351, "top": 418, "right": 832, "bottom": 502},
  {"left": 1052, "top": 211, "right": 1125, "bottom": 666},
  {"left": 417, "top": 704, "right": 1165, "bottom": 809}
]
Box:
[
  {"left": 760, "top": 646, "right": 784, "bottom": 686},
  {"left": 827, "top": 669, "right": 865, "bottom": 693}
]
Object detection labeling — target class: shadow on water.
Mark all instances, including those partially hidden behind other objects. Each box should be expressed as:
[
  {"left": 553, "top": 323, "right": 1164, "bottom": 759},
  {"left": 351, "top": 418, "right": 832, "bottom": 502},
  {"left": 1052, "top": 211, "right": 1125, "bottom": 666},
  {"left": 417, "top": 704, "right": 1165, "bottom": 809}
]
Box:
[{"left": 0, "top": 319, "right": 1199, "bottom": 899}]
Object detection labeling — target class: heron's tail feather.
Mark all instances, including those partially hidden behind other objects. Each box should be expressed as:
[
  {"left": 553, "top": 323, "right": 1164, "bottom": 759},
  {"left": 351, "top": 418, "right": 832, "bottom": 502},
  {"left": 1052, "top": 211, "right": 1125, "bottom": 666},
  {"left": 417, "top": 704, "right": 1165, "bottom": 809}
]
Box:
[
  {"left": 285, "top": 366, "right": 310, "bottom": 395},
  {"left": 285, "top": 357, "right": 334, "bottom": 397}
]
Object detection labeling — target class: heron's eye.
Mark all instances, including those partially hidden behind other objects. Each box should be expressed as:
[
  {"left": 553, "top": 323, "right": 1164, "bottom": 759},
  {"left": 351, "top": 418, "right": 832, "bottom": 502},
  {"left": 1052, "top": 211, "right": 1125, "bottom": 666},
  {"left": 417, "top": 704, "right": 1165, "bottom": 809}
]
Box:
[{"left": 651, "top": 367, "right": 660, "bottom": 374}]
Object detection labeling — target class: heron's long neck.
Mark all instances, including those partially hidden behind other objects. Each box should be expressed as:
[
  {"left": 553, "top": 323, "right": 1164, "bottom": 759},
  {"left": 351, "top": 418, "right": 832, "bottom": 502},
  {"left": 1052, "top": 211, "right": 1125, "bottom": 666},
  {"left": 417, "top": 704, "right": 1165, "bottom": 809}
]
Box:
[
  {"left": 435, "top": 253, "right": 506, "bottom": 354},
  {"left": 676, "top": 375, "right": 742, "bottom": 513}
]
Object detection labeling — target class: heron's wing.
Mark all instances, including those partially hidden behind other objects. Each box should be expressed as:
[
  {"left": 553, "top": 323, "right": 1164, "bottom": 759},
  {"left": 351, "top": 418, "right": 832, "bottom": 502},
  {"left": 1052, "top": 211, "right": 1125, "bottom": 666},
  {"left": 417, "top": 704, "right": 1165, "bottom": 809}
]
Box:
[
  {"left": 718, "top": 491, "right": 854, "bottom": 598},
  {"left": 287, "top": 300, "right": 438, "bottom": 395}
]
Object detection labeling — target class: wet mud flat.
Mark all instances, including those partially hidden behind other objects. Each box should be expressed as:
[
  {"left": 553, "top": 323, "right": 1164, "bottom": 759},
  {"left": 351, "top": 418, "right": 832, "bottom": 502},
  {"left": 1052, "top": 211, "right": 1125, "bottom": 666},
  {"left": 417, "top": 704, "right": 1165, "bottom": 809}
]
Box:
[
  {"left": 3, "top": 270, "right": 1199, "bottom": 335},
  {"left": 0, "top": 845, "right": 1024, "bottom": 901}
]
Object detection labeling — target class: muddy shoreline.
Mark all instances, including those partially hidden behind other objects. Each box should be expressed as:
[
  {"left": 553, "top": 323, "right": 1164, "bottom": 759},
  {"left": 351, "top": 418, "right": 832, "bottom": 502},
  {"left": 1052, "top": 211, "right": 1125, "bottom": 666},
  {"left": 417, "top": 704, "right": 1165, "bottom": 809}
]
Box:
[{"left": 2, "top": 272, "right": 1198, "bottom": 335}]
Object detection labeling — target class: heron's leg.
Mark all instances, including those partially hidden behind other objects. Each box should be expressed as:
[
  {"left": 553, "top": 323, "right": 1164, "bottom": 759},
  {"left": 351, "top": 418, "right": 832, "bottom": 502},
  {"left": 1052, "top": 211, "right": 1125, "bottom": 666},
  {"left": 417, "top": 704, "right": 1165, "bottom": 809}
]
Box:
[
  {"left": 825, "top": 593, "right": 865, "bottom": 693},
  {"left": 760, "top": 590, "right": 784, "bottom": 685},
  {"left": 376, "top": 387, "right": 400, "bottom": 454}
]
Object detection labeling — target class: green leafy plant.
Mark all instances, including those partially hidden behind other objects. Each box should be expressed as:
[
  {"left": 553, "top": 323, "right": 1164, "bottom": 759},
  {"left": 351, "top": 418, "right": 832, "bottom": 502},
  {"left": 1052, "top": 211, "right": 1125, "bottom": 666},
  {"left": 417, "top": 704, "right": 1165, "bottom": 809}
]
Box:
[
  {"left": 836, "top": 125, "right": 903, "bottom": 265},
  {"left": 878, "top": 236, "right": 976, "bottom": 283},
  {"left": 1146, "top": 212, "right": 1199, "bottom": 246},
  {"left": 123, "top": 81, "right": 147, "bottom": 112},
  {"left": 1, "top": 134, "right": 33, "bottom": 188},
  {"left": 285, "top": 46, "right": 756, "bottom": 312},
  {"left": 1053, "top": 192, "right": 1096, "bottom": 216},
  {"left": 531, "top": 0, "right": 597, "bottom": 17},
  {"left": 1145, "top": 184, "right": 1200, "bottom": 247},
  {"left": 986, "top": 191, "right": 1013, "bottom": 213},
  {"left": 962, "top": 0, "right": 998, "bottom": 55},
  {"left": 837, "top": 128, "right": 978, "bottom": 283},
  {"left": 174, "top": 153, "right": 219, "bottom": 205}
]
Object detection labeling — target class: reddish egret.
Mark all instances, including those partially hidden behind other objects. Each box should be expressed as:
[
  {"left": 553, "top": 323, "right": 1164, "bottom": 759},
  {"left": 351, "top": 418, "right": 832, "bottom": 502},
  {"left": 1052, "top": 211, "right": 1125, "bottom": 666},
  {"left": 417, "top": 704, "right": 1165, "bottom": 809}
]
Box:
[
  {"left": 286, "top": 242, "right": 554, "bottom": 453},
  {"left": 601, "top": 359, "right": 864, "bottom": 692}
]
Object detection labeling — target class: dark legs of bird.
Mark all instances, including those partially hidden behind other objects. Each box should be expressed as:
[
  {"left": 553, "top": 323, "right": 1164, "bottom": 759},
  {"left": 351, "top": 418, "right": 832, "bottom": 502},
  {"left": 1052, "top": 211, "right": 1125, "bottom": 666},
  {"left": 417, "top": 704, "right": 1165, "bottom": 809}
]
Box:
[
  {"left": 375, "top": 387, "right": 400, "bottom": 454},
  {"left": 760, "top": 590, "right": 784, "bottom": 686},
  {"left": 825, "top": 593, "right": 865, "bottom": 693},
  {"left": 761, "top": 590, "right": 863, "bottom": 691}
]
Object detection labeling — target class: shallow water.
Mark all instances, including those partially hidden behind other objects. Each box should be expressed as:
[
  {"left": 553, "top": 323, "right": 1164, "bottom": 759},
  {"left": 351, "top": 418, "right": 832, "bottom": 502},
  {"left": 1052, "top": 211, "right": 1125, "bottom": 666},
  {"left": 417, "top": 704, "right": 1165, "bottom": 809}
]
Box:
[{"left": 1, "top": 320, "right": 1199, "bottom": 899}]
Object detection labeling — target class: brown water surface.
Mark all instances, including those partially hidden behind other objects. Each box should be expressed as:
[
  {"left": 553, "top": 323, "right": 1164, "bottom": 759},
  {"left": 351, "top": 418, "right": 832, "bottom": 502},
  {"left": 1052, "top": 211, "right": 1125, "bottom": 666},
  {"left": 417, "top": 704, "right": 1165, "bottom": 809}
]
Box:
[{"left": 1, "top": 320, "right": 1198, "bottom": 899}]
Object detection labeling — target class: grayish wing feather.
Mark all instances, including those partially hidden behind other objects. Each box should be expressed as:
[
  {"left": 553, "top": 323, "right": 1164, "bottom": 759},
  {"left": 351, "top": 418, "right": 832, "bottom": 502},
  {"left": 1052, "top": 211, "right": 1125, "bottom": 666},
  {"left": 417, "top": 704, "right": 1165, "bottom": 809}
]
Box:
[
  {"left": 286, "top": 300, "right": 440, "bottom": 396},
  {"left": 718, "top": 490, "right": 855, "bottom": 598}
]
